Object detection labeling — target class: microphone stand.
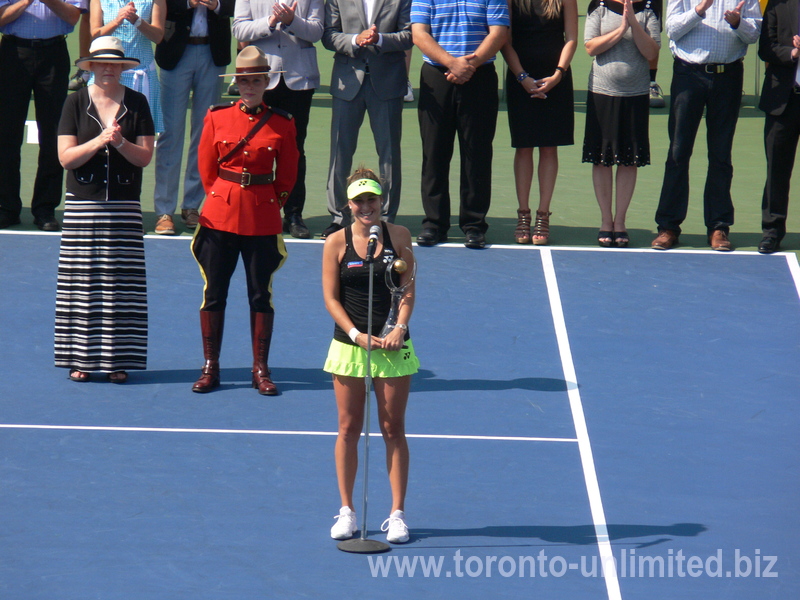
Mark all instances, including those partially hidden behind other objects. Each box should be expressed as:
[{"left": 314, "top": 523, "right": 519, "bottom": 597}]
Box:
[{"left": 337, "top": 235, "right": 391, "bottom": 554}]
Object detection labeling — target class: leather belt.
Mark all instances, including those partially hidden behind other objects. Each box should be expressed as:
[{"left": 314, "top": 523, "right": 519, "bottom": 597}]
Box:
[
  {"left": 187, "top": 36, "right": 210, "bottom": 45},
  {"left": 218, "top": 168, "right": 274, "bottom": 186},
  {"left": 676, "top": 57, "right": 742, "bottom": 74},
  {"left": 2, "top": 34, "right": 66, "bottom": 48}
]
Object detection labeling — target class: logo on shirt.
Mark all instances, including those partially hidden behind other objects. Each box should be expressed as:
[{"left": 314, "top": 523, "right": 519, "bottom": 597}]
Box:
[{"left": 347, "top": 260, "right": 364, "bottom": 268}]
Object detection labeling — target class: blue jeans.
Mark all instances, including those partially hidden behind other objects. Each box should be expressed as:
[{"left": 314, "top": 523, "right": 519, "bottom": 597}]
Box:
[
  {"left": 154, "top": 45, "right": 224, "bottom": 216},
  {"left": 655, "top": 58, "right": 743, "bottom": 235}
]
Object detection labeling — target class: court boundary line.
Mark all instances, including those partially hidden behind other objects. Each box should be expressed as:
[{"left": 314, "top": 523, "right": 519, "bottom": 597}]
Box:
[
  {"left": 785, "top": 253, "right": 800, "bottom": 300},
  {"left": 540, "top": 247, "right": 622, "bottom": 600},
  {"left": 1, "top": 229, "right": 796, "bottom": 257},
  {"left": 0, "top": 424, "right": 577, "bottom": 443}
]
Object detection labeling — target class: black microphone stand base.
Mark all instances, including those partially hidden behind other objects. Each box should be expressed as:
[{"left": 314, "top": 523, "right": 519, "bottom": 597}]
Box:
[{"left": 337, "top": 538, "right": 391, "bottom": 554}]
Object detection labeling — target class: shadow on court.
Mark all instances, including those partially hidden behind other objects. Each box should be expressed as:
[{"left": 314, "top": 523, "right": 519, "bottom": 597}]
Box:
[{"left": 411, "top": 522, "right": 707, "bottom": 546}]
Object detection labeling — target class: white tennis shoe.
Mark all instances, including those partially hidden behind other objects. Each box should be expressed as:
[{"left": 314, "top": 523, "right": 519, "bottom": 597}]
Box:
[
  {"left": 381, "top": 510, "right": 409, "bottom": 543},
  {"left": 330, "top": 506, "right": 357, "bottom": 540}
]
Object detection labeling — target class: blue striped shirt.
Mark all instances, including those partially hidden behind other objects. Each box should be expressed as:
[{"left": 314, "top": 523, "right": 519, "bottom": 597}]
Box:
[
  {"left": 410, "top": 0, "right": 510, "bottom": 66},
  {"left": 0, "top": 0, "right": 87, "bottom": 38},
  {"left": 665, "top": 0, "right": 761, "bottom": 64}
]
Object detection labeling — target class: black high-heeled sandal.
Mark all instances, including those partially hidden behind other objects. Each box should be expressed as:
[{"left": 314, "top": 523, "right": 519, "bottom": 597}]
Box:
[
  {"left": 598, "top": 230, "right": 613, "bottom": 247},
  {"left": 613, "top": 231, "right": 629, "bottom": 248}
]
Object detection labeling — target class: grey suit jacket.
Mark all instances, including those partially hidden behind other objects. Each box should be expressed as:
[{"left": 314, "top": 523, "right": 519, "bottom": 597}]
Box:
[
  {"left": 322, "top": 0, "right": 413, "bottom": 101},
  {"left": 233, "top": 0, "right": 324, "bottom": 91}
]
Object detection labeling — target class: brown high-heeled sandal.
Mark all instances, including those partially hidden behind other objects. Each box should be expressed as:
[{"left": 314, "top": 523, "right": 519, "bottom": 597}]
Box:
[
  {"left": 532, "top": 210, "right": 552, "bottom": 246},
  {"left": 515, "top": 209, "right": 532, "bottom": 244}
]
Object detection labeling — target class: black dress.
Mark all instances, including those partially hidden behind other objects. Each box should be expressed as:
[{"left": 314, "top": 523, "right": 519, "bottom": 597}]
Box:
[{"left": 506, "top": 0, "right": 575, "bottom": 148}]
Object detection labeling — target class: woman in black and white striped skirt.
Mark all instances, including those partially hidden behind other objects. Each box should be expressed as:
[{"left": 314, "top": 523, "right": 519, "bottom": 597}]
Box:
[{"left": 55, "top": 37, "right": 155, "bottom": 383}]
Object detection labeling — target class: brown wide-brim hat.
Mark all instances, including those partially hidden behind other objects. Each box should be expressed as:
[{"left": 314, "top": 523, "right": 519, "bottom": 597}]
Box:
[
  {"left": 220, "top": 45, "right": 284, "bottom": 78},
  {"left": 76, "top": 36, "right": 140, "bottom": 71}
]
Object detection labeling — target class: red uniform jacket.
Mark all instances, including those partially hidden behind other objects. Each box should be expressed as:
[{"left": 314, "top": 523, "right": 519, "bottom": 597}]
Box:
[{"left": 198, "top": 101, "right": 299, "bottom": 236}]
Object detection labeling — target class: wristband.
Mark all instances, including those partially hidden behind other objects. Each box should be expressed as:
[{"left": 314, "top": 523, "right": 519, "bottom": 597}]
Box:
[
  {"left": 114, "top": 137, "right": 126, "bottom": 149},
  {"left": 348, "top": 328, "right": 360, "bottom": 343},
  {"left": 555, "top": 66, "right": 567, "bottom": 75},
  {"left": 133, "top": 16, "right": 143, "bottom": 28},
  {"left": 516, "top": 71, "right": 530, "bottom": 82},
  {"left": 395, "top": 324, "right": 408, "bottom": 331}
]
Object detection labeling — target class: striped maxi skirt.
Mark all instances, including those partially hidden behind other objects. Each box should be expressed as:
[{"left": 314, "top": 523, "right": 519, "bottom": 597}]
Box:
[{"left": 54, "top": 198, "right": 148, "bottom": 372}]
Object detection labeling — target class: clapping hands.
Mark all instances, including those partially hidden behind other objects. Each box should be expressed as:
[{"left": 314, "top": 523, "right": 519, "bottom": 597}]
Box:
[{"left": 723, "top": 0, "right": 745, "bottom": 28}]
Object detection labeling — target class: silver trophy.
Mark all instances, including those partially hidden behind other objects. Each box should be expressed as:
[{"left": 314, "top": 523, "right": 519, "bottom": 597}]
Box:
[{"left": 379, "top": 253, "right": 416, "bottom": 339}]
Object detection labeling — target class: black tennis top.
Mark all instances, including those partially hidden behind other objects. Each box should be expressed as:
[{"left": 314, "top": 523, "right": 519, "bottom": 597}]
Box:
[{"left": 333, "top": 222, "right": 411, "bottom": 346}]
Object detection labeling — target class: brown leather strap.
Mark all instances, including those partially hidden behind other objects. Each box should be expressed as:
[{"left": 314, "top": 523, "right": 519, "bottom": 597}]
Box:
[
  {"left": 218, "top": 168, "right": 274, "bottom": 186},
  {"left": 217, "top": 108, "right": 273, "bottom": 165}
]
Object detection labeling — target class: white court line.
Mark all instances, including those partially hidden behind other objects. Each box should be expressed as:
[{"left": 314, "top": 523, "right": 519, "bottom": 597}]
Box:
[
  {"left": 0, "top": 227, "right": 781, "bottom": 255},
  {"left": 540, "top": 248, "right": 622, "bottom": 600},
  {"left": 785, "top": 252, "right": 800, "bottom": 301},
  {"left": 0, "top": 423, "right": 577, "bottom": 443}
]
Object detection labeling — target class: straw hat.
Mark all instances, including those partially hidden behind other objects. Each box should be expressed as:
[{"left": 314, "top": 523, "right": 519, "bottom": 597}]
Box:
[
  {"left": 75, "top": 36, "right": 140, "bottom": 71},
  {"left": 220, "top": 45, "right": 283, "bottom": 78}
]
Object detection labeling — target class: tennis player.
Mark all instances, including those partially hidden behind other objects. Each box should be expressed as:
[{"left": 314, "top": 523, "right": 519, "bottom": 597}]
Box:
[{"left": 321, "top": 167, "right": 419, "bottom": 544}]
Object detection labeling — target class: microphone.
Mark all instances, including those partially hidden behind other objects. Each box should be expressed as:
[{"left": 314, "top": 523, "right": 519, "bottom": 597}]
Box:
[{"left": 366, "top": 225, "right": 381, "bottom": 262}]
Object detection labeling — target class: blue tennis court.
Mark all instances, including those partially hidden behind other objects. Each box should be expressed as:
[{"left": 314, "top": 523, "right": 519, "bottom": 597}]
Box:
[{"left": 1, "top": 232, "right": 798, "bottom": 599}]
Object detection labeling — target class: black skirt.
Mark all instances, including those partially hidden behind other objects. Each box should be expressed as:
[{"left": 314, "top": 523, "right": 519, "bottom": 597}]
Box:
[{"left": 582, "top": 92, "right": 650, "bottom": 167}]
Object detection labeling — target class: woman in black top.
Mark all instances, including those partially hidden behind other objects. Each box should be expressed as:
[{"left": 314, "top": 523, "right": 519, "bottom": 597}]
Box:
[
  {"left": 55, "top": 36, "right": 155, "bottom": 383},
  {"left": 322, "top": 167, "right": 419, "bottom": 544}
]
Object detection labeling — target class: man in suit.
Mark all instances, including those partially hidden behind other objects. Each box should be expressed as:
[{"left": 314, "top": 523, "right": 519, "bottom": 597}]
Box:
[
  {"left": 233, "top": 0, "right": 324, "bottom": 239},
  {"left": 320, "top": 0, "right": 413, "bottom": 237},
  {"left": 757, "top": 0, "right": 800, "bottom": 253},
  {"left": 153, "top": 0, "right": 235, "bottom": 235}
]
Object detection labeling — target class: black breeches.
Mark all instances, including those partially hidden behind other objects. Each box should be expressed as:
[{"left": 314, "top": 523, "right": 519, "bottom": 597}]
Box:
[{"left": 191, "top": 226, "right": 287, "bottom": 312}]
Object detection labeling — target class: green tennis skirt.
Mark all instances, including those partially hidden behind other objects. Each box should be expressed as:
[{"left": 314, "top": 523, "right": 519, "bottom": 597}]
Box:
[{"left": 324, "top": 338, "right": 420, "bottom": 379}]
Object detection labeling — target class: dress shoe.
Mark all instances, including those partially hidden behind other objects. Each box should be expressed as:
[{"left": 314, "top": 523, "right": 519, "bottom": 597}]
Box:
[
  {"left": 416, "top": 228, "right": 447, "bottom": 246},
  {"left": 0, "top": 213, "right": 21, "bottom": 229},
  {"left": 708, "top": 229, "right": 732, "bottom": 251},
  {"left": 155, "top": 214, "right": 175, "bottom": 235},
  {"left": 181, "top": 208, "right": 200, "bottom": 229},
  {"left": 758, "top": 236, "right": 781, "bottom": 254},
  {"left": 283, "top": 214, "right": 311, "bottom": 239},
  {"left": 321, "top": 222, "right": 343, "bottom": 239},
  {"left": 464, "top": 229, "right": 486, "bottom": 249},
  {"left": 34, "top": 216, "right": 60, "bottom": 232},
  {"left": 651, "top": 229, "right": 678, "bottom": 250}
]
